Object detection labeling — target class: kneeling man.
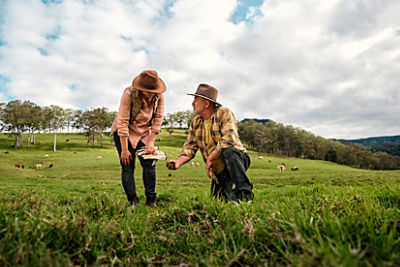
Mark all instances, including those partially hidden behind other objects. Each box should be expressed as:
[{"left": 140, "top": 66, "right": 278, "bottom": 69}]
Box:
[{"left": 166, "top": 84, "right": 254, "bottom": 202}]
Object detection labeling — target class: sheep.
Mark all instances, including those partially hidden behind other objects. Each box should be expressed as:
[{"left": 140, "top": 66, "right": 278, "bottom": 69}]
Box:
[
  {"left": 97, "top": 156, "right": 102, "bottom": 160},
  {"left": 268, "top": 159, "right": 272, "bottom": 163},
  {"left": 258, "top": 156, "right": 263, "bottom": 159},
  {"left": 15, "top": 163, "right": 20, "bottom": 168},
  {"left": 291, "top": 166, "right": 299, "bottom": 171},
  {"left": 191, "top": 162, "right": 195, "bottom": 166},
  {"left": 277, "top": 163, "right": 286, "bottom": 172},
  {"left": 44, "top": 154, "right": 49, "bottom": 158},
  {"left": 35, "top": 164, "right": 42, "bottom": 170},
  {"left": 195, "top": 162, "right": 200, "bottom": 167},
  {"left": 49, "top": 163, "right": 53, "bottom": 168}
]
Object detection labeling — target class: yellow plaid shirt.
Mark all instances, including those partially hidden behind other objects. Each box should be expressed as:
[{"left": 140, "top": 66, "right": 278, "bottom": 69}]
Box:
[{"left": 180, "top": 106, "right": 246, "bottom": 173}]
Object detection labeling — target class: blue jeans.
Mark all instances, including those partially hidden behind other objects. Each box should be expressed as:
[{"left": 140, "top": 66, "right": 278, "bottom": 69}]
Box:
[
  {"left": 211, "top": 147, "right": 253, "bottom": 202},
  {"left": 114, "top": 133, "right": 156, "bottom": 203}
]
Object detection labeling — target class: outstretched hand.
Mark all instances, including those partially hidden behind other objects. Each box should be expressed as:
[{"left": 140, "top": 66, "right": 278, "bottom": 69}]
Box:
[{"left": 166, "top": 160, "right": 177, "bottom": 170}]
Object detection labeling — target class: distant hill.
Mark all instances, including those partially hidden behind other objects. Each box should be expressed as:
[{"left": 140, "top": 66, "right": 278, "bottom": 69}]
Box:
[
  {"left": 339, "top": 135, "right": 400, "bottom": 157},
  {"left": 339, "top": 135, "right": 400, "bottom": 146},
  {"left": 241, "top": 118, "right": 270, "bottom": 124}
]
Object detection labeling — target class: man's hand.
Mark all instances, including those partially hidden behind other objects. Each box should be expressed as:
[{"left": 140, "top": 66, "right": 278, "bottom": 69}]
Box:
[
  {"left": 205, "top": 158, "right": 213, "bottom": 178},
  {"left": 146, "top": 141, "right": 156, "bottom": 154},
  {"left": 120, "top": 151, "right": 132, "bottom": 166},
  {"left": 166, "top": 160, "right": 178, "bottom": 170}
]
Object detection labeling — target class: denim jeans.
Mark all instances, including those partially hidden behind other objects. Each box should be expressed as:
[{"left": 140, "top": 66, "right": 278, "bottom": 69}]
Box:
[
  {"left": 114, "top": 133, "right": 156, "bottom": 203},
  {"left": 211, "top": 147, "right": 253, "bottom": 202}
]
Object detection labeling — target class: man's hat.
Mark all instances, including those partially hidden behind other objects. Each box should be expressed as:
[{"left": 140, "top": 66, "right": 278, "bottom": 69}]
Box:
[
  {"left": 132, "top": 70, "right": 166, "bottom": 93},
  {"left": 188, "top": 83, "right": 221, "bottom": 106}
]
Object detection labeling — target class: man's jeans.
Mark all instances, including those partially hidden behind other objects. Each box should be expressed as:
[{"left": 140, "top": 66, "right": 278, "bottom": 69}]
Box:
[
  {"left": 114, "top": 133, "right": 156, "bottom": 203},
  {"left": 211, "top": 147, "right": 253, "bottom": 202}
]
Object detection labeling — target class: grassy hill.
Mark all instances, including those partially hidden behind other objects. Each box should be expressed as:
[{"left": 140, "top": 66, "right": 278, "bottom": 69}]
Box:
[{"left": 1, "top": 131, "right": 400, "bottom": 266}]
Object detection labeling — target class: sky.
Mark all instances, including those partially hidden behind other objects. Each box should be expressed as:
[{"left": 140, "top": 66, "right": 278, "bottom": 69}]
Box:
[{"left": 0, "top": 0, "right": 399, "bottom": 139}]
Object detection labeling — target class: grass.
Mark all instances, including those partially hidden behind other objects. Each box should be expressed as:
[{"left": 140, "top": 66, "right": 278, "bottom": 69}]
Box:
[{"left": 1, "top": 130, "right": 400, "bottom": 266}]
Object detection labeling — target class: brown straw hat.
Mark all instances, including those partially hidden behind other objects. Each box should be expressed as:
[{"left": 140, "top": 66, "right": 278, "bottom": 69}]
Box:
[
  {"left": 132, "top": 70, "right": 166, "bottom": 93},
  {"left": 188, "top": 83, "right": 221, "bottom": 106}
]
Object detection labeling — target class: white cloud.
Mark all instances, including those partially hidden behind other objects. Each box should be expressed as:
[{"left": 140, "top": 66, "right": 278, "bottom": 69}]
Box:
[{"left": 0, "top": 0, "right": 400, "bottom": 139}]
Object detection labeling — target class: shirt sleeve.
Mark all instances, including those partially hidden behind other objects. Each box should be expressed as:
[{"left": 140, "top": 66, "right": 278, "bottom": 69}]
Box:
[
  {"left": 215, "top": 108, "right": 240, "bottom": 151},
  {"left": 179, "top": 120, "right": 199, "bottom": 158},
  {"left": 150, "top": 93, "right": 164, "bottom": 135},
  {"left": 116, "top": 89, "right": 131, "bottom": 137}
]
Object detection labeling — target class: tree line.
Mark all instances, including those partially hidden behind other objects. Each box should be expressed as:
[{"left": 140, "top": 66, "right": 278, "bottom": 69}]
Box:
[
  {"left": 0, "top": 100, "right": 196, "bottom": 150},
  {"left": 238, "top": 120, "right": 400, "bottom": 170},
  {"left": 0, "top": 100, "right": 116, "bottom": 150}
]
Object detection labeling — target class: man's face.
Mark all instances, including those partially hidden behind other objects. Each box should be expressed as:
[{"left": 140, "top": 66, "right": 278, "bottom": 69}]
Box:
[{"left": 192, "top": 96, "right": 208, "bottom": 115}]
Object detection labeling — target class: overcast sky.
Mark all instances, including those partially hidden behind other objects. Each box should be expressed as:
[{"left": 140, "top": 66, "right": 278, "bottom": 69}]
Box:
[{"left": 0, "top": 0, "right": 399, "bottom": 139}]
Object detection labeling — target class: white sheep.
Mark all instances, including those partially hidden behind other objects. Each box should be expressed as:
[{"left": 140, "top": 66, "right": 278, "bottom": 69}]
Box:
[
  {"left": 277, "top": 163, "right": 286, "bottom": 172},
  {"left": 97, "top": 156, "right": 102, "bottom": 160},
  {"left": 191, "top": 162, "right": 195, "bottom": 166},
  {"left": 35, "top": 164, "right": 42, "bottom": 170},
  {"left": 195, "top": 162, "right": 200, "bottom": 167},
  {"left": 258, "top": 156, "right": 263, "bottom": 159},
  {"left": 44, "top": 154, "right": 49, "bottom": 158}
]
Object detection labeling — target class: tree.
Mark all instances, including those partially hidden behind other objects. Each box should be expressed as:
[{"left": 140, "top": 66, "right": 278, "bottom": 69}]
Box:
[
  {"left": 91, "top": 107, "right": 114, "bottom": 148},
  {"left": 43, "top": 105, "right": 66, "bottom": 152},
  {"left": 23, "top": 101, "right": 42, "bottom": 146},
  {"left": 0, "top": 100, "right": 30, "bottom": 148},
  {"left": 73, "top": 109, "right": 99, "bottom": 150}
]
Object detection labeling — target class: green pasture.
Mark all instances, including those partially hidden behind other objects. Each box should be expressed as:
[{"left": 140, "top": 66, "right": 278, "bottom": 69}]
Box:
[{"left": 1, "top": 130, "right": 400, "bottom": 266}]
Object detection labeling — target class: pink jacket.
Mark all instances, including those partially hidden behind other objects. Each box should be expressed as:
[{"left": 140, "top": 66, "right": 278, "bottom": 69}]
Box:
[{"left": 111, "top": 88, "right": 165, "bottom": 148}]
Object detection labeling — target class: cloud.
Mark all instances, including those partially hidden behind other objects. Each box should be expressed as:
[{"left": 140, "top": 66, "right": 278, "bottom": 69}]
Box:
[{"left": 0, "top": 0, "right": 399, "bottom": 139}]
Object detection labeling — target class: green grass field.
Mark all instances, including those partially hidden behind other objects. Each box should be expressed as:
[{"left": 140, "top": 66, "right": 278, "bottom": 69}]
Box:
[{"left": 1, "top": 131, "right": 400, "bottom": 266}]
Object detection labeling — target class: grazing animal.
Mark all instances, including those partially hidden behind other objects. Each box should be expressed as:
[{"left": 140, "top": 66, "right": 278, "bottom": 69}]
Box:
[
  {"left": 49, "top": 163, "right": 53, "bottom": 168},
  {"left": 66, "top": 139, "right": 70, "bottom": 142},
  {"left": 277, "top": 163, "right": 286, "bottom": 172},
  {"left": 15, "top": 163, "right": 20, "bottom": 168},
  {"left": 35, "top": 164, "right": 42, "bottom": 170},
  {"left": 268, "top": 159, "right": 272, "bottom": 163},
  {"left": 291, "top": 166, "right": 299, "bottom": 171},
  {"left": 38, "top": 141, "right": 43, "bottom": 145},
  {"left": 97, "top": 156, "right": 102, "bottom": 160},
  {"left": 195, "top": 162, "right": 200, "bottom": 167},
  {"left": 73, "top": 151, "right": 78, "bottom": 154},
  {"left": 258, "top": 156, "right": 263, "bottom": 159},
  {"left": 44, "top": 154, "right": 49, "bottom": 158},
  {"left": 191, "top": 162, "right": 195, "bottom": 166}
]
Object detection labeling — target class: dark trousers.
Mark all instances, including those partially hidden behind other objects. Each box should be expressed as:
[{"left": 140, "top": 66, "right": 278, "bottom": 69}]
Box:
[
  {"left": 211, "top": 147, "right": 253, "bottom": 202},
  {"left": 114, "top": 133, "right": 156, "bottom": 203}
]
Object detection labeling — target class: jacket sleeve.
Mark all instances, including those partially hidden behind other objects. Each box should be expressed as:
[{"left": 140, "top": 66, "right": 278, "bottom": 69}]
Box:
[
  {"left": 179, "top": 120, "right": 199, "bottom": 159},
  {"left": 116, "top": 89, "right": 132, "bottom": 137}
]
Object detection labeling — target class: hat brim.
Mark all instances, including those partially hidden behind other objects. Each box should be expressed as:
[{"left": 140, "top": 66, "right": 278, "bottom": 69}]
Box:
[
  {"left": 132, "top": 75, "right": 166, "bottom": 93},
  {"left": 188, "top": 93, "right": 221, "bottom": 106}
]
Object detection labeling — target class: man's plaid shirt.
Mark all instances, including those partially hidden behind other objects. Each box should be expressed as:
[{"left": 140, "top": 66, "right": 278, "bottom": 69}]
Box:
[{"left": 180, "top": 106, "right": 246, "bottom": 163}]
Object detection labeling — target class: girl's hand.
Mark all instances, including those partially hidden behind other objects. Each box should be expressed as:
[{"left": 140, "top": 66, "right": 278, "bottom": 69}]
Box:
[{"left": 147, "top": 142, "right": 156, "bottom": 154}]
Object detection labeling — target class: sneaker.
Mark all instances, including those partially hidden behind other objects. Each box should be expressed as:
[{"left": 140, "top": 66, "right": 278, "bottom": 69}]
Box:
[{"left": 130, "top": 196, "right": 140, "bottom": 206}]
